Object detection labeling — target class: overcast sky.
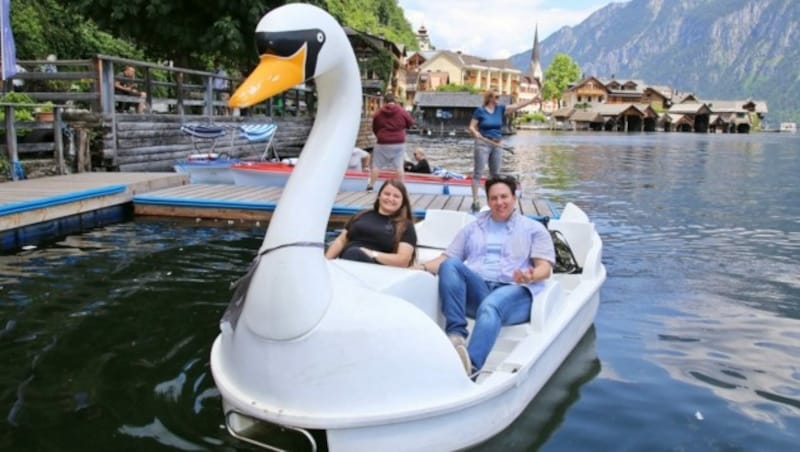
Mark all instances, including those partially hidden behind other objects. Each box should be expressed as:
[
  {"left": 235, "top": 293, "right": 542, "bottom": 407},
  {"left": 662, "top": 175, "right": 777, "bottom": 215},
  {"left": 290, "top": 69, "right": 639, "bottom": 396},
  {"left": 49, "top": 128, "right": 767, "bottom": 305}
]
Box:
[{"left": 398, "top": 0, "right": 617, "bottom": 59}]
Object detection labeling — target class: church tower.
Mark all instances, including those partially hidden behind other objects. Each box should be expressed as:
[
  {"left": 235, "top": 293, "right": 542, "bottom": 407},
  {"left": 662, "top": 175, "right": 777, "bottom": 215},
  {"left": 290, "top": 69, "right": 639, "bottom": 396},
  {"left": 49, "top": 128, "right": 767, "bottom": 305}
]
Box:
[
  {"left": 416, "top": 25, "right": 433, "bottom": 51},
  {"left": 529, "top": 24, "right": 543, "bottom": 83}
]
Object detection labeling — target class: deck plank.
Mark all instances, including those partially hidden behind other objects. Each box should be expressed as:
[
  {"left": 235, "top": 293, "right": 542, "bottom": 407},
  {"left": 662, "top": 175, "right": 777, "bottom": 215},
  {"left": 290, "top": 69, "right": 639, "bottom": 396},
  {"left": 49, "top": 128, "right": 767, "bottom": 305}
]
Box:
[{"left": 3, "top": 174, "right": 553, "bottom": 236}]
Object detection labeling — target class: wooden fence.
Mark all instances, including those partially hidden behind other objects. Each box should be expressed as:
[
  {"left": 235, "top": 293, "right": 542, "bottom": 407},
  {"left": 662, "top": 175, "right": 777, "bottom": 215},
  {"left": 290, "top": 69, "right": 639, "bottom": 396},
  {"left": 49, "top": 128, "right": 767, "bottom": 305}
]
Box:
[{"left": 1, "top": 56, "right": 381, "bottom": 178}]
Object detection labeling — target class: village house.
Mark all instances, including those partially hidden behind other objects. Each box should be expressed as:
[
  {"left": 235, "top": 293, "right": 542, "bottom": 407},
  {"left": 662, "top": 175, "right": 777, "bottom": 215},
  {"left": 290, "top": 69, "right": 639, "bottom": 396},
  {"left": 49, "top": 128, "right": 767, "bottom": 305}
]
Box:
[
  {"left": 557, "top": 75, "right": 768, "bottom": 133},
  {"left": 345, "top": 27, "right": 407, "bottom": 115},
  {"left": 413, "top": 92, "right": 514, "bottom": 134},
  {"left": 398, "top": 24, "right": 769, "bottom": 134}
]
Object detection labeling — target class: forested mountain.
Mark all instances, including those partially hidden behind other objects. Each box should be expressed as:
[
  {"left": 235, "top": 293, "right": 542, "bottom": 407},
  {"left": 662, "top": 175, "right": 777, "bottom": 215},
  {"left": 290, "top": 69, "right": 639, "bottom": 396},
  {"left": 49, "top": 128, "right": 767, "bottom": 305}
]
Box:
[{"left": 510, "top": 0, "right": 800, "bottom": 123}]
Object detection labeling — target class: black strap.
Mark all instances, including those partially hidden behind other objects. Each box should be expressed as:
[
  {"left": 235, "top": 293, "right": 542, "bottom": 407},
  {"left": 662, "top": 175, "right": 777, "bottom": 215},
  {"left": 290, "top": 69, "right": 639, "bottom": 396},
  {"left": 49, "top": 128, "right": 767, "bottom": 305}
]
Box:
[{"left": 258, "top": 241, "right": 325, "bottom": 257}]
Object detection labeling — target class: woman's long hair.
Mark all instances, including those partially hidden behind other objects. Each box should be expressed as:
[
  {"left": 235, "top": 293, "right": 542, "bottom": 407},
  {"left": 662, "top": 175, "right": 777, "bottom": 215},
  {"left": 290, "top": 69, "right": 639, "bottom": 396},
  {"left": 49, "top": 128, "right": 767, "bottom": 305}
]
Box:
[{"left": 374, "top": 179, "right": 415, "bottom": 265}]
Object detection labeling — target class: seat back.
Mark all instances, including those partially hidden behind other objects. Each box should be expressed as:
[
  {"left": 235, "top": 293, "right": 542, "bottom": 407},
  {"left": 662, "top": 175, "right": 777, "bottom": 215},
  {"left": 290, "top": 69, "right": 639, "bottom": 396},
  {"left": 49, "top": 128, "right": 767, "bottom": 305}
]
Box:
[
  {"left": 415, "top": 209, "right": 475, "bottom": 250},
  {"left": 240, "top": 123, "right": 279, "bottom": 160}
]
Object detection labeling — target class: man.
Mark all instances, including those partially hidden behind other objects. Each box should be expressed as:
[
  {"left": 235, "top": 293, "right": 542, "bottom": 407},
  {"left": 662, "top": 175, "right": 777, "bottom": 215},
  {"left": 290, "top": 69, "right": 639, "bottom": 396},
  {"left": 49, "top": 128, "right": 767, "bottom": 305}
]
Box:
[
  {"left": 114, "top": 65, "right": 147, "bottom": 113},
  {"left": 367, "top": 93, "right": 414, "bottom": 191},
  {"left": 417, "top": 175, "right": 555, "bottom": 375}
]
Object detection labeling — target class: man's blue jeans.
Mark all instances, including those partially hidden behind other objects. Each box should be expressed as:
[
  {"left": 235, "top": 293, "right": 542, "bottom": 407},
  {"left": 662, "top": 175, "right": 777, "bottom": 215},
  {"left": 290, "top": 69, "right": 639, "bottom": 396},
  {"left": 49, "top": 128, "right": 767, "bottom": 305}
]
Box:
[{"left": 438, "top": 257, "right": 532, "bottom": 370}]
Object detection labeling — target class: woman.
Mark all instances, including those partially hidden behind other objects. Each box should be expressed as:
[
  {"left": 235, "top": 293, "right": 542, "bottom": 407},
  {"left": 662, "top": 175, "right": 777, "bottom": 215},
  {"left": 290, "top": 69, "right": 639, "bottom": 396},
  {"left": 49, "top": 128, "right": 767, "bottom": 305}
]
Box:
[
  {"left": 467, "top": 90, "right": 537, "bottom": 212},
  {"left": 325, "top": 179, "right": 417, "bottom": 267}
]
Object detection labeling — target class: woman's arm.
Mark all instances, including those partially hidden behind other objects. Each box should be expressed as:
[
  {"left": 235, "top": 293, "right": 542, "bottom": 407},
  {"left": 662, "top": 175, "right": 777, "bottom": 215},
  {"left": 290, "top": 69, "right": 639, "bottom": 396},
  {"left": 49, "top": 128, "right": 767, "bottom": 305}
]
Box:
[
  {"left": 360, "top": 242, "right": 415, "bottom": 267},
  {"left": 505, "top": 97, "right": 540, "bottom": 115},
  {"left": 325, "top": 229, "right": 348, "bottom": 259}
]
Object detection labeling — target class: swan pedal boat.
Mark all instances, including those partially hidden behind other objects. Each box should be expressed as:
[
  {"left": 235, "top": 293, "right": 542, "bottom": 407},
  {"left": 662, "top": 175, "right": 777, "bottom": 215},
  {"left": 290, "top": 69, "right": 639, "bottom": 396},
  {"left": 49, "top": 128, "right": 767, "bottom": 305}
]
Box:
[
  {"left": 212, "top": 204, "right": 605, "bottom": 451},
  {"left": 231, "top": 161, "right": 484, "bottom": 196},
  {"left": 209, "top": 4, "right": 606, "bottom": 451}
]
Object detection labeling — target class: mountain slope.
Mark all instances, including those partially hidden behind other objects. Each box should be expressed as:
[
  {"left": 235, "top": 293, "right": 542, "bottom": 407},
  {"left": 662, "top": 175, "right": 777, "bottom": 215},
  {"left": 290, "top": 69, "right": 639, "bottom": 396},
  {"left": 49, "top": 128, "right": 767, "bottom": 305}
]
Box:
[{"left": 510, "top": 0, "right": 800, "bottom": 123}]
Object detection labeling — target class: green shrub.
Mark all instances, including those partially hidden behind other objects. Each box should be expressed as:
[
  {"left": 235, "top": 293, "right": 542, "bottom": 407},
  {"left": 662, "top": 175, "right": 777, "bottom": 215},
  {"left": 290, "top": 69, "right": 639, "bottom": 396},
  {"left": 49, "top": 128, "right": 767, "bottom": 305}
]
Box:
[{"left": 0, "top": 92, "right": 35, "bottom": 135}]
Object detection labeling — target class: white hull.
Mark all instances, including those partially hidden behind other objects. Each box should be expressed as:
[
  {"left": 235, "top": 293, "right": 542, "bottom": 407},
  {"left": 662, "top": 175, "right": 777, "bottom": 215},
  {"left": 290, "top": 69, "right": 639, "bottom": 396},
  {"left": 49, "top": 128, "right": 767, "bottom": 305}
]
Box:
[
  {"left": 211, "top": 203, "right": 606, "bottom": 451},
  {"left": 174, "top": 161, "right": 236, "bottom": 184}
]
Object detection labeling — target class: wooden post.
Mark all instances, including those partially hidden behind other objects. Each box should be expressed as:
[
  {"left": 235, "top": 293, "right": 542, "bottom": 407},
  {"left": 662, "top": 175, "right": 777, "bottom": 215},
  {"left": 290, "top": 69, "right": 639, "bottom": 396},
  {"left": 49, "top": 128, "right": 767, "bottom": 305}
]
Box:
[
  {"left": 176, "top": 72, "right": 185, "bottom": 115},
  {"left": 76, "top": 128, "right": 90, "bottom": 172},
  {"left": 3, "top": 106, "right": 19, "bottom": 181},
  {"left": 205, "top": 75, "right": 214, "bottom": 118},
  {"left": 143, "top": 66, "right": 152, "bottom": 113},
  {"left": 53, "top": 106, "right": 65, "bottom": 174}
]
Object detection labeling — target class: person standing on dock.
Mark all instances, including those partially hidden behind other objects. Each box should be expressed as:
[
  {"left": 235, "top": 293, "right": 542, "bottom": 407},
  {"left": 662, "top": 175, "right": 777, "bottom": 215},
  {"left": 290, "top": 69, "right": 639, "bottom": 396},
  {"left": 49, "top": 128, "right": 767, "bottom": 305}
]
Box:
[
  {"left": 467, "top": 90, "right": 537, "bottom": 212},
  {"left": 367, "top": 94, "right": 414, "bottom": 192}
]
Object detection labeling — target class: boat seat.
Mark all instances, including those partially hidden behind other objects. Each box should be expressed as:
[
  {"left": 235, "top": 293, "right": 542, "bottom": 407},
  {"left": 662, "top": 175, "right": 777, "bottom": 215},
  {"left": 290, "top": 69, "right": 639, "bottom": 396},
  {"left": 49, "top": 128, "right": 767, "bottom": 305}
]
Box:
[
  {"left": 477, "top": 278, "right": 562, "bottom": 375},
  {"left": 239, "top": 123, "right": 279, "bottom": 161},
  {"left": 529, "top": 278, "right": 563, "bottom": 333},
  {"left": 180, "top": 124, "right": 228, "bottom": 152},
  {"left": 330, "top": 259, "right": 442, "bottom": 325},
  {"left": 416, "top": 209, "right": 475, "bottom": 250}
]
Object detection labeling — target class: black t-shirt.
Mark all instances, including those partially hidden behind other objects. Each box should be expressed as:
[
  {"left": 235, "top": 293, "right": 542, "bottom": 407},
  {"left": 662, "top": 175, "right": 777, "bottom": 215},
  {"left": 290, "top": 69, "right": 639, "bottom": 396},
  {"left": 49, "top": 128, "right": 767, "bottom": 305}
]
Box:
[
  {"left": 404, "top": 158, "right": 431, "bottom": 174},
  {"left": 343, "top": 210, "right": 417, "bottom": 254}
]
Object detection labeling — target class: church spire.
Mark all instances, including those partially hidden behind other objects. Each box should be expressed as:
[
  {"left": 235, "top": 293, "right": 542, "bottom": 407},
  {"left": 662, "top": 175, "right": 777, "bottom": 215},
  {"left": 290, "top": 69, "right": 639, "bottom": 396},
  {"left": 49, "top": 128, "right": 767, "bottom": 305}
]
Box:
[{"left": 530, "top": 24, "right": 543, "bottom": 83}]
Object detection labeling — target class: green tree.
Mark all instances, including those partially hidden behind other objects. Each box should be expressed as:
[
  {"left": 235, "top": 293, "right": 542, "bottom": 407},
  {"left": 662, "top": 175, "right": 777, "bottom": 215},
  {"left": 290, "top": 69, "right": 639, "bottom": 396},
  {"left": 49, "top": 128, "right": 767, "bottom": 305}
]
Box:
[
  {"left": 58, "top": 0, "right": 417, "bottom": 75},
  {"left": 319, "top": 0, "right": 417, "bottom": 50},
  {"left": 60, "top": 0, "right": 279, "bottom": 69},
  {"left": 436, "top": 83, "right": 479, "bottom": 94},
  {"left": 11, "top": 0, "right": 142, "bottom": 60},
  {"left": 541, "top": 53, "right": 581, "bottom": 103}
]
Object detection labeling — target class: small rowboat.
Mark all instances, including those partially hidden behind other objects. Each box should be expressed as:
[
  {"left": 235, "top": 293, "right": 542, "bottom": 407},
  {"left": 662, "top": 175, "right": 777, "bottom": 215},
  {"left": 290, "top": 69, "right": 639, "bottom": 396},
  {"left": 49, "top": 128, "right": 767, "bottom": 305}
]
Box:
[
  {"left": 231, "top": 161, "right": 484, "bottom": 195},
  {"left": 174, "top": 154, "right": 239, "bottom": 184}
]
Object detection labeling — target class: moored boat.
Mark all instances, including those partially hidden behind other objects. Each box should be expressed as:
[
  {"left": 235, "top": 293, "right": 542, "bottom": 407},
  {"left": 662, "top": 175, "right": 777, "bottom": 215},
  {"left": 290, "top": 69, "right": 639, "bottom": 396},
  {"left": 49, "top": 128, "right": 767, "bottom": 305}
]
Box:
[
  {"left": 230, "top": 160, "right": 483, "bottom": 195},
  {"left": 209, "top": 5, "right": 606, "bottom": 451},
  {"left": 173, "top": 154, "right": 239, "bottom": 184}
]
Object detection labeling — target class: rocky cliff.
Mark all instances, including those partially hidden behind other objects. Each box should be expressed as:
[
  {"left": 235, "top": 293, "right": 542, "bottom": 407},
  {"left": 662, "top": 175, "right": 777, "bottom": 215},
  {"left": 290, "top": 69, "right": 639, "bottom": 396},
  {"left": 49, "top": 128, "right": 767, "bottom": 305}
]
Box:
[{"left": 511, "top": 0, "right": 800, "bottom": 123}]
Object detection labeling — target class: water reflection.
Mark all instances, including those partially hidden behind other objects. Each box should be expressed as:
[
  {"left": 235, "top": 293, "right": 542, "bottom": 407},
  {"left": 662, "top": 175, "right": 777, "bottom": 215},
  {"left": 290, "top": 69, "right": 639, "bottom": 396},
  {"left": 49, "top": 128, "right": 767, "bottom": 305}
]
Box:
[
  {"left": 651, "top": 299, "right": 800, "bottom": 427},
  {"left": 473, "top": 328, "right": 601, "bottom": 451}
]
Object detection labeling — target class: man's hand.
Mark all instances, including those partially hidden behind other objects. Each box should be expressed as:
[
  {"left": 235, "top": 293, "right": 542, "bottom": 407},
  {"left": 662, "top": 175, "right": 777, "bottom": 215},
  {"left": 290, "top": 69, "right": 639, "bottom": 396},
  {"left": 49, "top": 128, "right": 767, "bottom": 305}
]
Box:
[{"left": 513, "top": 267, "right": 535, "bottom": 284}]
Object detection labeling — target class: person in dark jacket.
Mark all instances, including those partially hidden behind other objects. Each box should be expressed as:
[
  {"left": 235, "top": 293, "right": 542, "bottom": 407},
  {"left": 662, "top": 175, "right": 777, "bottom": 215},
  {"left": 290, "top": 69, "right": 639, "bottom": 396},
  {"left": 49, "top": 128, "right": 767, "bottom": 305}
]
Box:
[
  {"left": 367, "top": 93, "right": 414, "bottom": 191},
  {"left": 404, "top": 148, "right": 432, "bottom": 174}
]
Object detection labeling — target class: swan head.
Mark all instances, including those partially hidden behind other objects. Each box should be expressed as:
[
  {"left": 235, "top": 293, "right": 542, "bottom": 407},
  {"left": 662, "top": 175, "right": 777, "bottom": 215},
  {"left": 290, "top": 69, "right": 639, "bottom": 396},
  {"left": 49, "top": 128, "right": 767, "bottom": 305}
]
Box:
[{"left": 229, "top": 4, "right": 346, "bottom": 108}]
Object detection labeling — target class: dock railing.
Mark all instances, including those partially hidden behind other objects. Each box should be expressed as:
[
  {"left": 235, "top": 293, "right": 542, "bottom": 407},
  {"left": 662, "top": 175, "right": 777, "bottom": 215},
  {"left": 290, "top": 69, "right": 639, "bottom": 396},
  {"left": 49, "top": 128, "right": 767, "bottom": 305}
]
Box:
[{"left": 4, "top": 55, "right": 318, "bottom": 119}]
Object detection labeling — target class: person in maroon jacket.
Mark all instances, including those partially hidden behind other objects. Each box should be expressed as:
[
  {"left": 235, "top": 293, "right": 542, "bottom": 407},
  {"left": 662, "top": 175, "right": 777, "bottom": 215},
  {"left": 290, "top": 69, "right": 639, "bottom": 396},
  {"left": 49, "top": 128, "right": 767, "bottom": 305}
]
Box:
[{"left": 367, "top": 93, "right": 415, "bottom": 191}]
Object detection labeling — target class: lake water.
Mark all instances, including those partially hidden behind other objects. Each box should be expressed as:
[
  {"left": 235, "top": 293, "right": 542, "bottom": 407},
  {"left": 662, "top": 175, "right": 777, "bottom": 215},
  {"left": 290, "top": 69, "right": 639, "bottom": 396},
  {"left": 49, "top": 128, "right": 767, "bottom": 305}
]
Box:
[{"left": 2, "top": 131, "right": 799, "bottom": 451}]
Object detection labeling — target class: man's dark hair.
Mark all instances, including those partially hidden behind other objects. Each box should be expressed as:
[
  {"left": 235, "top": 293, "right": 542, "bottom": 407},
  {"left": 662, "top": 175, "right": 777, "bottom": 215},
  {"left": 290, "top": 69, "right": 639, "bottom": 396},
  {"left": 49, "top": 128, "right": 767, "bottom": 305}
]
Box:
[{"left": 485, "top": 175, "right": 518, "bottom": 194}]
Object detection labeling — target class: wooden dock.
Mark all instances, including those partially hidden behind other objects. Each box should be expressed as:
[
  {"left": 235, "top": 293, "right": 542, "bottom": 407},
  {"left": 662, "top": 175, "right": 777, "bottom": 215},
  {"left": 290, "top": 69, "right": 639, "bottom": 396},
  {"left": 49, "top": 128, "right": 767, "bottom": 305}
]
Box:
[
  {"left": 1, "top": 172, "right": 188, "bottom": 229},
  {"left": 0, "top": 173, "right": 188, "bottom": 250},
  {"left": 1, "top": 174, "right": 555, "bottom": 251},
  {"left": 133, "top": 183, "right": 555, "bottom": 224}
]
